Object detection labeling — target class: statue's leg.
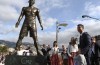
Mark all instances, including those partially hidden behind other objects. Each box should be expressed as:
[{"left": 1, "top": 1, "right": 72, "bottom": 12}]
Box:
[
  {"left": 16, "top": 35, "right": 24, "bottom": 49},
  {"left": 30, "top": 27, "right": 39, "bottom": 55},
  {"left": 16, "top": 25, "right": 28, "bottom": 50},
  {"left": 32, "top": 35, "right": 39, "bottom": 55}
]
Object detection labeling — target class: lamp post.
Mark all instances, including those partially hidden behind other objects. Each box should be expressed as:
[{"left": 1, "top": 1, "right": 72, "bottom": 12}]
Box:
[
  {"left": 82, "top": 15, "right": 100, "bottom": 21},
  {"left": 56, "top": 21, "right": 58, "bottom": 42},
  {"left": 56, "top": 21, "right": 68, "bottom": 43}
]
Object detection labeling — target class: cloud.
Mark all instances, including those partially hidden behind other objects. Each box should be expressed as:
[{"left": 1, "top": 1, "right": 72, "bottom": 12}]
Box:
[
  {"left": 0, "top": 5, "right": 19, "bottom": 22},
  {"left": 0, "top": 0, "right": 27, "bottom": 22},
  {"left": 0, "top": 23, "right": 20, "bottom": 35},
  {"left": 42, "top": 18, "right": 57, "bottom": 29},
  {"left": 0, "top": 0, "right": 27, "bottom": 9},
  {"left": 36, "top": 0, "right": 69, "bottom": 16},
  {"left": 84, "top": 2, "right": 100, "bottom": 17},
  {"left": 36, "top": 0, "right": 68, "bottom": 9}
]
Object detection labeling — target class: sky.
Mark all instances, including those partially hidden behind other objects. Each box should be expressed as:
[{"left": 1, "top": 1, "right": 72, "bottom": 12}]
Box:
[{"left": 0, "top": 0, "right": 100, "bottom": 47}]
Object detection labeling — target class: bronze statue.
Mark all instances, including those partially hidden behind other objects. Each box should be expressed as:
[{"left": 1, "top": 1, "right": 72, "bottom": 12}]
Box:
[{"left": 15, "top": 0, "right": 43, "bottom": 55}]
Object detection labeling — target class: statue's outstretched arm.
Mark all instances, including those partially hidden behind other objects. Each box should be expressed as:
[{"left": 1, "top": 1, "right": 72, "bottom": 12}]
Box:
[
  {"left": 37, "top": 9, "right": 43, "bottom": 30},
  {"left": 15, "top": 8, "right": 24, "bottom": 28}
]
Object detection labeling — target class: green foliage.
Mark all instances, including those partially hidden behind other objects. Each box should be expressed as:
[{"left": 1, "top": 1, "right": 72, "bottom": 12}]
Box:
[{"left": 0, "top": 46, "right": 8, "bottom": 52}]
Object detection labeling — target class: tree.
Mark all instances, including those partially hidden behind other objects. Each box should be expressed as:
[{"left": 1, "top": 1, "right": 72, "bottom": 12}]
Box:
[{"left": 0, "top": 45, "right": 8, "bottom": 53}]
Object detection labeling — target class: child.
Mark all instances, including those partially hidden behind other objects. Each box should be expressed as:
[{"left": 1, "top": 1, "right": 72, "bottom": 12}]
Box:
[{"left": 74, "top": 49, "right": 87, "bottom": 65}]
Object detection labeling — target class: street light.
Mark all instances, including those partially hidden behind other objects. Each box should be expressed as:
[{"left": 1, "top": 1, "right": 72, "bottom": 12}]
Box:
[
  {"left": 56, "top": 21, "right": 68, "bottom": 43},
  {"left": 56, "top": 21, "right": 58, "bottom": 43},
  {"left": 82, "top": 15, "right": 100, "bottom": 21}
]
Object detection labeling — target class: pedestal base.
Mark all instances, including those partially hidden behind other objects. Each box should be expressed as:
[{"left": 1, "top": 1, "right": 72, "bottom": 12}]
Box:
[{"left": 5, "top": 55, "right": 47, "bottom": 65}]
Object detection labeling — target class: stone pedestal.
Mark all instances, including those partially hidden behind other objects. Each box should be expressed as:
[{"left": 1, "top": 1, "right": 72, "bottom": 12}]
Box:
[{"left": 5, "top": 55, "right": 47, "bottom": 65}]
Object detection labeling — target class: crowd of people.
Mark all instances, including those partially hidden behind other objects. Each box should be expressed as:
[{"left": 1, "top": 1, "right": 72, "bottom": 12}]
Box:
[
  {"left": 16, "top": 45, "right": 36, "bottom": 56},
  {"left": 40, "top": 24, "right": 100, "bottom": 65}
]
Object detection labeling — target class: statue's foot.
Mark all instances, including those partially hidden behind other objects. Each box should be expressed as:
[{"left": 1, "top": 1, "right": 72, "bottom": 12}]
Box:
[
  {"left": 15, "top": 47, "right": 18, "bottom": 50},
  {"left": 15, "top": 46, "right": 20, "bottom": 50}
]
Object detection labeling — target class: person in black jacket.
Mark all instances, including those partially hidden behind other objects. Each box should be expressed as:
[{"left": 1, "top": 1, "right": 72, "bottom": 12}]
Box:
[
  {"left": 90, "top": 37, "right": 96, "bottom": 65},
  {"left": 95, "top": 37, "right": 100, "bottom": 65},
  {"left": 61, "top": 45, "right": 68, "bottom": 65},
  {"left": 41, "top": 44, "right": 47, "bottom": 56},
  {"left": 47, "top": 45, "right": 51, "bottom": 65},
  {"left": 77, "top": 24, "right": 91, "bottom": 65},
  {"left": 41, "top": 44, "right": 51, "bottom": 65}
]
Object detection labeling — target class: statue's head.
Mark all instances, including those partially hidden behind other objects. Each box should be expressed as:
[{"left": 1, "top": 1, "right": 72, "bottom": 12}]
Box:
[{"left": 29, "top": 0, "right": 35, "bottom": 6}]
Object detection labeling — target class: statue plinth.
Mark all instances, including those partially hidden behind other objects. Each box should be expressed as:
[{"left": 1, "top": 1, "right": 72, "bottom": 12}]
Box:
[{"left": 5, "top": 55, "right": 47, "bottom": 65}]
